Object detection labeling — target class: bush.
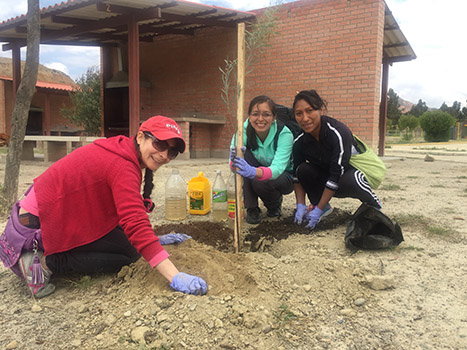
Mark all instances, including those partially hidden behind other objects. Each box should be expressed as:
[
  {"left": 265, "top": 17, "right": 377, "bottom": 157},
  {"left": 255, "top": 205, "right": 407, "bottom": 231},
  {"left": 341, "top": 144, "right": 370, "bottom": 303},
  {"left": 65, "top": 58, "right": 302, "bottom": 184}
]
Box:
[
  {"left": 419, "top": 111, "right": 456, "bottom": 142},
  {"left": 61, "top": 66, "right": 101, "bottom": 136},
  {"left": 399, "top": 114, "right": 419, "bottom": 141}
]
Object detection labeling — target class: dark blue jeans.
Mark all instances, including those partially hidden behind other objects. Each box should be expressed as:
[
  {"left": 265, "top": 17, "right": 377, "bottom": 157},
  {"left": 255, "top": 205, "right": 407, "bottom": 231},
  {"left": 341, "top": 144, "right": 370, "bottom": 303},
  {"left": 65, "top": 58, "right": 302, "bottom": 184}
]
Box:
[{"left": 243, "top": 149, "right": 294, "bottom": 210}]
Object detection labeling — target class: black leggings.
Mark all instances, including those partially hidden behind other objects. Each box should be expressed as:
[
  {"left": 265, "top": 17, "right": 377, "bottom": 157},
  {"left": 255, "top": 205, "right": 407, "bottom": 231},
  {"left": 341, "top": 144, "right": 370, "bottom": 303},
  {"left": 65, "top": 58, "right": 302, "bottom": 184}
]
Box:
[
  {"left": 243, "top": 149, "right": 294, "bottom": 209},
  {"left": 296, "top": 162, "right": 381, "bottom": 208},
  {"left": 45, "top": 226, "right": 141, "bottom": 276}
]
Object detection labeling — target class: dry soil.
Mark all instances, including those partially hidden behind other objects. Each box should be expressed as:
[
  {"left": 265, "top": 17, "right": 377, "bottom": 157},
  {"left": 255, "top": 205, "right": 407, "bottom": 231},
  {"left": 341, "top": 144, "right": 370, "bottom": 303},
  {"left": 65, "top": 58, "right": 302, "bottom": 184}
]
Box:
[{"left": 0, "top": 144, "right": 466, "bottom": 350}]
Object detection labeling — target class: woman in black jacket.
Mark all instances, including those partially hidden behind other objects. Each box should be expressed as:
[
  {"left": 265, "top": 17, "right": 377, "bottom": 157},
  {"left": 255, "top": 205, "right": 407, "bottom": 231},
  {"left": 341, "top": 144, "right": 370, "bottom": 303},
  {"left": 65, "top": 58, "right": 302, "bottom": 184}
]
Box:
[{"left": 292, "top": 90, "right": 382, "bottom": 229}]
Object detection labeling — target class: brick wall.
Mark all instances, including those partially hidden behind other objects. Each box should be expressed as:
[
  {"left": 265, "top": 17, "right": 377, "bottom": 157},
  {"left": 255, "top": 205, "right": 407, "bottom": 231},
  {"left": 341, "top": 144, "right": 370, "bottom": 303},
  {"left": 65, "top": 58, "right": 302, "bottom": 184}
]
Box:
[
  {"left": 130, "top": 0, "right": 385, "bottom": 155},
  {"left": 247, "top": 0, "right": 385, "bottom": 147}
]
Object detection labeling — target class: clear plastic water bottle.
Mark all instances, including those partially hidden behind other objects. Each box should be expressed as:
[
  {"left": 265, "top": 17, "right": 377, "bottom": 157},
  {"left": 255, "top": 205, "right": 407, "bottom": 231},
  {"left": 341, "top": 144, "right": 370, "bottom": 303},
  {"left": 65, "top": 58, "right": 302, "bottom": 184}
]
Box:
[
  {"left": 212, "top": 170, "right": 228, "bottom": 221},
  {"left": 165, "top": 169, "right": 187, "bottom": 221}
]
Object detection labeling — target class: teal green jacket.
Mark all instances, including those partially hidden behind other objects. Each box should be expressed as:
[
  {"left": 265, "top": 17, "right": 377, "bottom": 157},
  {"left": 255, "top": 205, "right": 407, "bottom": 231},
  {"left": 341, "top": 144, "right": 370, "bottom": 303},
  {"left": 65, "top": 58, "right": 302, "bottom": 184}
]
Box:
[{"left": 231, "top": 119, "right": 293, "bottom": 180}]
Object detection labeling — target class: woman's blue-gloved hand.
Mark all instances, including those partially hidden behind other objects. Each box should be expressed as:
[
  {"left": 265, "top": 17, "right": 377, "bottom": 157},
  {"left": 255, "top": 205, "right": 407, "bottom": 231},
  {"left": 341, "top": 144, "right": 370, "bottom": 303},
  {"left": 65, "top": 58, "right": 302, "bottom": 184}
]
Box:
[
  {"left": 158, "top": 233, "right": 192, "bottom": 245},
  {"left": 170, "top": 272, "right": 208, "bottom": 295},
  {"left": 306, "top": 207, "right": 324, "bottom": 229},
  {"left": 233, "top": 156, "right": 256, "bottom": 179},
  {"left": 294, "top": 203, "right": 308, "bottom": 224}
]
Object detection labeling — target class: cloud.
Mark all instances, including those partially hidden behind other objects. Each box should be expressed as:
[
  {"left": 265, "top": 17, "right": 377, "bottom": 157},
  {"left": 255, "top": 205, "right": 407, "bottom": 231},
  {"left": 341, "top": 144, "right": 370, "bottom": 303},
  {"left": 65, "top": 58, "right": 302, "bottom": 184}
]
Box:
[
  {"left": 43, "top": 62, "right": 69, "bottom": 75},
  {"left": 386, "top": 0, "right": 467, "bottom": 108}
]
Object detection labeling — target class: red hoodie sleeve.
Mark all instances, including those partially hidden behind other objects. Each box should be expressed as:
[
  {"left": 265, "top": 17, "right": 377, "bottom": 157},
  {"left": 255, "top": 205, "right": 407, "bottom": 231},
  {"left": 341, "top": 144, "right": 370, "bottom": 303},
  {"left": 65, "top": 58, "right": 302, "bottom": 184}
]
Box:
[{"left": 109, "top": 165, "right": 169, "bottom": 267}]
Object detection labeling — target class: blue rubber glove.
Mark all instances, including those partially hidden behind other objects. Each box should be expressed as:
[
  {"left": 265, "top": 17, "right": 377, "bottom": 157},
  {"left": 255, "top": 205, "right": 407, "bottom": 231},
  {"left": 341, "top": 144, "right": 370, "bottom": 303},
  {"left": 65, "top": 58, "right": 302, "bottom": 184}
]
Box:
[
  {"left": 170, "top": 272, "right": 208, "bottom": 295},
  {"left": 233, "top": 156, "right": 257, "bottom": 179},
  {"left": 306, "top": 206, "right": 324, "bottom": 230},
  {"left": 294, "top": 203, "right": 308, "bottom": 225},
  {"left": 158, "top": 233, "right": 192, "bottom": 245}
]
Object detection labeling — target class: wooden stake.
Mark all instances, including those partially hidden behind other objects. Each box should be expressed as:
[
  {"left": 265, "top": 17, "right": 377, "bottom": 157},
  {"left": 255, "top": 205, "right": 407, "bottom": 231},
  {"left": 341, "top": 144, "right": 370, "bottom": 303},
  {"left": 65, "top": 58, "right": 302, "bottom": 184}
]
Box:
[{"left": 234, "top": 22, "right": 246, "bottom": 254}]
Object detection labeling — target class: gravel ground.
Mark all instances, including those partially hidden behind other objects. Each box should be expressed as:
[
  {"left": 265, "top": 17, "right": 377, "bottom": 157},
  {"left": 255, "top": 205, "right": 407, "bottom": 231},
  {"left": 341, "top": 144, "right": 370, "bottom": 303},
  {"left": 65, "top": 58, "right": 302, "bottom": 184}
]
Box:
[{"left": 0, "top": 142, "right": 466, "bottom": 350}]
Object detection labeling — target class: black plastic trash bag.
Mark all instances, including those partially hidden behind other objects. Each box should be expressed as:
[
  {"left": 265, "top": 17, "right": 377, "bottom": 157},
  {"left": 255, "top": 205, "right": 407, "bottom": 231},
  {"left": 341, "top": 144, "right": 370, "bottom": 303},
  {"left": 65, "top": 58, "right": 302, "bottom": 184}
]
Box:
[{"left": 345, "top": 203, "right": 404, "bottom": 253}]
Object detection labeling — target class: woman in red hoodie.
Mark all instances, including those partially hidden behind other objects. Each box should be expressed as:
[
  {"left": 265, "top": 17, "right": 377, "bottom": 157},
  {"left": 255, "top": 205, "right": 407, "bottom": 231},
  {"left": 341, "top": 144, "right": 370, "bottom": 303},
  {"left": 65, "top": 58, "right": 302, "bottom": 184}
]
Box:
[{"left": 0, "top": 116, "right": 207, "bottom": 298}]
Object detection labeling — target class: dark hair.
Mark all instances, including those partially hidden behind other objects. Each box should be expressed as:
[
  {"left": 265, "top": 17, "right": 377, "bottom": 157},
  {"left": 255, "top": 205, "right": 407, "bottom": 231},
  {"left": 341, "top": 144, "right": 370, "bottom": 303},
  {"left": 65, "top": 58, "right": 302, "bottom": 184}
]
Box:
[
  {"left": 293, "top": 90, "right": 328, "bottom": 112},
  {"left": 133, "top": 136, "right": 154, "bottom": 203},
  {"left": 246, "top": 95, "right": 277, "bottom": 150}
]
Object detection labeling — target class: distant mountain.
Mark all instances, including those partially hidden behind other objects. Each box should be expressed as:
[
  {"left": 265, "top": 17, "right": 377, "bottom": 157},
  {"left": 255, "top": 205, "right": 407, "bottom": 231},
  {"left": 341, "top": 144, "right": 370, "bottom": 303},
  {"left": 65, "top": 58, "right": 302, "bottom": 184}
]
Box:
[{"left": 398, "top": 97, "right": 414, "bottom": 114}]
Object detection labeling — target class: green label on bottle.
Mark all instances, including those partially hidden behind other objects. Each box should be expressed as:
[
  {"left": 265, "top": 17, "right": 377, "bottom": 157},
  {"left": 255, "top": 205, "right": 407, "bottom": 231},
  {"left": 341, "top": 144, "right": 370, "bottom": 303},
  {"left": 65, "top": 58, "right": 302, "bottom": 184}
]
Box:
[
  {"left": 212, "top": 190, "right": 227, "bottom": 203},
  {"left": 190, "top": 190, "right": 204, "bottom": 210}
]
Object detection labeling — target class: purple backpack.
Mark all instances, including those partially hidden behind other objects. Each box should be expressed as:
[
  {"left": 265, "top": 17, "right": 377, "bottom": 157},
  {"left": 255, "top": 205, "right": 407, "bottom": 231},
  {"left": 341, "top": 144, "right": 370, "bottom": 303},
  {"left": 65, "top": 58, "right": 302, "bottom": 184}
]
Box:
[{"left": 0, "top": 199, "right": 43, "bottom": 278}]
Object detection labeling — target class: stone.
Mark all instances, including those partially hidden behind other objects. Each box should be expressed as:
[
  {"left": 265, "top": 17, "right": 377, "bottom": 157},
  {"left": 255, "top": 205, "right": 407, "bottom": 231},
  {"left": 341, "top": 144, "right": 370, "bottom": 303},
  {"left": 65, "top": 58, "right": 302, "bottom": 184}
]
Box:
[
  {"left": 354, "top": 298, "right": 366, "bottom": 306},
  {"left": 131, "top": 326, "right": 150, "bottom": 345},
  {"left": 424, "top": 154, "right": 435, "bottom": 162},
  {"left": 31, "top": 303, "right": 42, "bottom": 312},
  {"left": 5, "top": 340, "right": 18, "bottom": 349},
  {"left": 365, "top": 275, "right": 396, "bottom": 290}
]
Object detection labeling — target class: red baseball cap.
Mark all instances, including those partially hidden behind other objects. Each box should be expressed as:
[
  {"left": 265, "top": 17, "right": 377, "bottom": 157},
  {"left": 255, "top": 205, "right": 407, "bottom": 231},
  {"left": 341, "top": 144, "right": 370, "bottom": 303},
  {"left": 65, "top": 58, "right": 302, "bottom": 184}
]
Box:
[{"left": 139, "top": 116, "right": 186, "bottom": 153}]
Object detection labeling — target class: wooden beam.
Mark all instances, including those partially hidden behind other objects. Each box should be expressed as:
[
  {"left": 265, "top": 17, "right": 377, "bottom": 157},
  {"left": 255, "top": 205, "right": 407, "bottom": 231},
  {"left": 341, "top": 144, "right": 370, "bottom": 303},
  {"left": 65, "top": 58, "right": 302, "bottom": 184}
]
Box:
[
  {"left": 160, "top": 12, "right": 237, "bottom": 28},
  {"left": 96, "top": 3, "right": 162, "bottom": 17},
  {"left": 378, "top": 59, "right": 390, "bottom": 157},
  {"left": 11, "top": 46, "right": 21, "bottom": 98},
  {"left": 128, "top": 14, "right": 140, "bottom": 137},
  {"left": 44, "top": 92, "right": 51, "bottom": 136},
  {"left": 42, "top": 7, "right": 163, "bottom": 42},
  {"left": 383, "top": 42, "right": 409, "bottom": 49}
]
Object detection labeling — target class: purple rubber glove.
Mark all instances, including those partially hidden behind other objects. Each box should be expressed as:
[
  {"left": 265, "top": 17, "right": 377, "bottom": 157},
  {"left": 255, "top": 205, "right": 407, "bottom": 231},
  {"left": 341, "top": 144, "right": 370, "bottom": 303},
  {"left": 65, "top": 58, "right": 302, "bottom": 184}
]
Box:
[
  {"left": 230, "top": 146, "right": 247, "bottom": 161},
  {"left": 233, "top": 156, "right": 256, "bottom": 179},
  {"left": 170, "top": 272, "right": 208, "bottom": 295},
  {"left": 306, "top": 206, "right": 324, "bottom": 230},
  {"left": 158, "top": 233, "right": 192, "bottom": 245},
  {"left": 229, "top": 147, "right": 237, "bottom": 161},
  {"left": 294, "top": 203, "right": 308, "bottom": 225}
]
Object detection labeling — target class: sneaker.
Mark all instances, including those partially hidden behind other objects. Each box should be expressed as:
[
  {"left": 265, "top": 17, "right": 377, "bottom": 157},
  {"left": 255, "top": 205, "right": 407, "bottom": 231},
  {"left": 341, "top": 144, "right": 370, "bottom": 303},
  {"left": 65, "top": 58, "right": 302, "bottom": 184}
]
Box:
[
  {"left": 318, "top": 203, "right": 333, "bottom": 222},
  {"left": 246, "top": 207, "right": 261, "bottom": 224},
  {"left": 266, "top": 196, "right": 282, "bottom": 217},
  {"left": 266, "top": 206, "right": 282, "bottom": 217},
  {"left": 19, "top": 251, "right": 55, "bottom": 299}
]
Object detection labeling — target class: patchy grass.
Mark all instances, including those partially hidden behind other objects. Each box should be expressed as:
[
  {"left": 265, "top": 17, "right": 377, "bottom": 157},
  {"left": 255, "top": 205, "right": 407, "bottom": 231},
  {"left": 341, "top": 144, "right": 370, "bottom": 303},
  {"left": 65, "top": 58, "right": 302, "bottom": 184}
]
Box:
[
  {"left": 400, "top": 245, "right": 424, "bottom": 251},
  {"left": 429, "top": 172, "right": 441, "bottom": 175},
  {"left": 430, "top": 184, "right": 446, "bottom": 188},
  {"left": 65, "top": 275, "right": 94, "bottom": 289},
  {"left": 273, "top": 303, "right": 298, "bottom": 332},
  {"left": 394, "top": 214, "right": 456, "bottom": 237},
  {"left": 427, "top": 225, "right": 454, "bottom": 236},
  {"left": 380, "top": 184, "right": 402, "bottom": 191},
  {"left": 457, "top": 176, "right": 467, "bottom": 179},
  {"left": 407, "top": 176, "right": 419, "bottom": 179},
  {"left": 415, "top": 147, "right": 466, "bottom": 152}
]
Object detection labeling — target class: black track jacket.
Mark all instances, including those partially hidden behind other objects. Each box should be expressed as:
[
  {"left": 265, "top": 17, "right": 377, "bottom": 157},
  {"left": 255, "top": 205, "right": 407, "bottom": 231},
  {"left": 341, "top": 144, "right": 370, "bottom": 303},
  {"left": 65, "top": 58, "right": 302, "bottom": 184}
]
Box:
[{"left": 292, "top": 115, "right": 357, "bottom": 192}]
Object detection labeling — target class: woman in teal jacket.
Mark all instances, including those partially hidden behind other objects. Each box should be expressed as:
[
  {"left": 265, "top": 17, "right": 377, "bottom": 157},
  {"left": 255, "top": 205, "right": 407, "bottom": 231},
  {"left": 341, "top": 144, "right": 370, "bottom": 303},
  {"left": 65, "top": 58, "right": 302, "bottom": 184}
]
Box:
[{"left": 231, "top": 95, "right": 294, "bottom": 224}]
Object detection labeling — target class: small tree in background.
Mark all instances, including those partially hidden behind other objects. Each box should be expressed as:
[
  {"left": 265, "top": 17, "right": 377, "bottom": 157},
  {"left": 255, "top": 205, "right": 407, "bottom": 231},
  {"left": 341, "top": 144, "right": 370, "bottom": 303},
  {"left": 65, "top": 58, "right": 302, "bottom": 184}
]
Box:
[
  {"left": 387, "top": 88, "right": 402, "bottom": 128},
  {"left": 62, "top": 66, "right": 101, "bottom": 136},
  {"left": 398, "top": 114, "right": 418, "bottom": 141},
  {"left": 419, "top": 111, "right": 456, "bottom": 142}
]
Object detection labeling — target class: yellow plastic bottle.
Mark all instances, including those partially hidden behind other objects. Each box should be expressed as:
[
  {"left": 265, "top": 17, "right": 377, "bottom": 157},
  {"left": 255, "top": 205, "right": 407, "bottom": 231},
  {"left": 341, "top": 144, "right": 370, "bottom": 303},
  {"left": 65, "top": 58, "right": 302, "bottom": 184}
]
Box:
[{"left": 188, "top": 171, "right": 211, "bottom": 215}]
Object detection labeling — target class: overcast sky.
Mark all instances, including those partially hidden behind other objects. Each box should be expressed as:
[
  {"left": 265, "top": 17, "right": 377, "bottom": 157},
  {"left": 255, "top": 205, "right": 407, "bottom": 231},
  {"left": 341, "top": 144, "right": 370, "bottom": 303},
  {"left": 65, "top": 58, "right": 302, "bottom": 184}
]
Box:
[{"left": 0, "top": 0, "right": 465, "bottom": 109}]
